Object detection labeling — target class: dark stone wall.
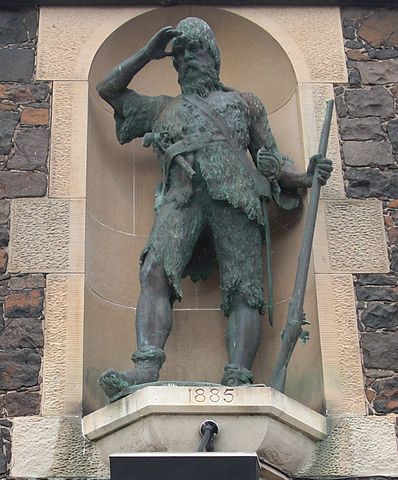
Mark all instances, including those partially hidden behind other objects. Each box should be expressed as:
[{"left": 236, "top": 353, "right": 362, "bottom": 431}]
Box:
[
  {"left": 336, "top": 8, "right": 398, "bottom": 415},
  {"left": 0, "top": 7, "right": 48, "bottom": 477}
]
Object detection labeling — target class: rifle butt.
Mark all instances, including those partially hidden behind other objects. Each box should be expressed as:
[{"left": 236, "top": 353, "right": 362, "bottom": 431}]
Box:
[{"left": 270, "top": 366, "right": 287, "bottom": 393}]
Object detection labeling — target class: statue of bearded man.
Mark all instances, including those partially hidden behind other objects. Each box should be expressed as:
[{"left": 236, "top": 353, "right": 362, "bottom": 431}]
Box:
[{"left": 97, "top": 17, "right": 332, "bottom": 400}]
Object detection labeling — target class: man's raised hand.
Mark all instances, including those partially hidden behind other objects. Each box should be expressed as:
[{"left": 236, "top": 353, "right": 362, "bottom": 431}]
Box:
[{"left": 145, "top": 26, "right": 181, "bottom": 60}]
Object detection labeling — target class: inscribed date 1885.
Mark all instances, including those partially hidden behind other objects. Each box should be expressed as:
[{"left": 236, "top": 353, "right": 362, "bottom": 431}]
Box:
[{"left": 188, "top": 387, "right": 235, "bottom": 403}]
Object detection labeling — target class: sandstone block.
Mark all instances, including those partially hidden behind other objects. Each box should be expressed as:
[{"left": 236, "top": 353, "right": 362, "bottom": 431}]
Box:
[
  {"left": 4, "top": 289, "right": 44, "bottom": 318},
  {"left": 362, "top": 332, "right": 398, "bottom": 370},
  {"left": 373, "top": 376, "right": 398, "bottom": 414},
  {"left": 0, "top": 349, "right": 41, "bottom": 389},
  {"left": 358, "top": 10, "right": 398, "bottom": 47},
  {"left": 340, "top": 117, "right": 384, "bottom": 141},
  {"left": 0, "top": 171, "right": 47, "bottom": 198},
  {"left": 357, "top": 60, "right": 398, "bottom": 85},
  {"left": 314, "top": 274, "right": 365, "bottom": 415},
  {"left": 42, "top": 274, "right": 84, "bottom": 416},
  {"left": 345, "top": 168, "right": 398, "bottom": 198},
  {"left": 361, "top": 302, "right": 398, "bottom": 331},
  {"left": 20, "top": 107, "right": 49, "bottom": 126},
  {"left": 8, "top": 128, "right": 49, "bottom": 171},
  {"left": 344, "top": 87, "right": 394, "bottom": 118},
  {"left": 320, "top": 199, "right": 389, "bottom": 273},
  {"left": 343, "top": 141, "right": 393, "bottom": 167},
  {"left": 0, "top": 48, "right": 34, "bottom": 82},
  {"left": 8, "top": 198, "right": 85, "bottom": 273},
  {"left": 0, "top": 111, "right": 19, "bottom": 155},
  {"left": 0, "top": 318, "right": 43, "bottom": 349},
  {"left": 11, "top": 416, "right": 108, "bottom": 478}
]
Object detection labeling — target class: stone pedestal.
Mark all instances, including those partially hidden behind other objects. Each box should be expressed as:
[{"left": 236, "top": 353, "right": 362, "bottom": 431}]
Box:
[{"left": 83, "top": 385, "right": 326, "bottom": 478}]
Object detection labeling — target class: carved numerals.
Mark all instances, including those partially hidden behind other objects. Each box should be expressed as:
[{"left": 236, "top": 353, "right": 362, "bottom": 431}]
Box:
[{"left": 188, "top": 387, "right": 235, "bottom": 403}]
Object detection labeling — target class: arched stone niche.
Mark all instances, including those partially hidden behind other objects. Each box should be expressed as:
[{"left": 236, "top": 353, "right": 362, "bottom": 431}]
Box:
[
  {"left": 84, "top": 6, "right": 323, "bottom": 414},
  {"left": 17, "top": 8, "right": 398, "bottom": 477}
]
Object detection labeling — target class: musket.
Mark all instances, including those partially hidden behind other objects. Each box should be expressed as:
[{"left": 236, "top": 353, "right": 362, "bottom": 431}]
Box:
[{"left": 270, "top": 99, "right": 334, "bottom": 393}]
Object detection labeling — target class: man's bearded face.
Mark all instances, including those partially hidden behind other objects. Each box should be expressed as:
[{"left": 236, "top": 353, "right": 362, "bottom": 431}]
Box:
[{"left": 172, "top": 36, "right": 220, "bottom": 95}]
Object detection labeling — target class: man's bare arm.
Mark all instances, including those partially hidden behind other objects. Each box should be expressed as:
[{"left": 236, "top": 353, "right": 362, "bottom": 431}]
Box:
[
  {"left": 278, "top": 154, "right": 333, "bottom": 189},
  {"left": 96, "top": 26, "right": 181, "bottom": 110},
  {"left": 246, "top": 93, "right": 332, "bottom": 189}
]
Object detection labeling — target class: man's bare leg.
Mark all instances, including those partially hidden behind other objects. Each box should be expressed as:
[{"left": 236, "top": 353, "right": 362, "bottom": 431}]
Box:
[
  {"left": 99, "top": 250, "right": 173, "bottom": 397},
  {"left": 222, "top": 293, "right": 261, "bottom": 386},
  {"left": 136, "top": 249, "right": 173, "bottom": 349}
]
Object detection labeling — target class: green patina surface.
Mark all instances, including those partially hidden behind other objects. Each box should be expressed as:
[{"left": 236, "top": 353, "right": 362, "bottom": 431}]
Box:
[{"left": 96, "top": 17, "right": 332, "bottom": 400}]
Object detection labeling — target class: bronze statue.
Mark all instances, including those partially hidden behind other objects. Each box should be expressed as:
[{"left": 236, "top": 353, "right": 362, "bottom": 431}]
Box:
[{"left": 97, "top": 18, "right": 333, "bottom": 400}]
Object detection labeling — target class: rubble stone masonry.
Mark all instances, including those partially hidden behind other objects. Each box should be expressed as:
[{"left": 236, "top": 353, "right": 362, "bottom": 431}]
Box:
[
  {"left": 335, "top": 7, "right": 398, "bottom": 415},
  {"left": 0, "top": 7, "right": 48, "bottom": 477}
]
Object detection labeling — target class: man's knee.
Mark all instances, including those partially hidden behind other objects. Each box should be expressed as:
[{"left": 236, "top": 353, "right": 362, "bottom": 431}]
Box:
[
  {"left": 231, "top": 292, "right": 247, "bottom": 307},
  {"left": 223, "top": 290, "right": 264, "bottom": 317},
  {"left": 140, "top": 252, "right": 168, "bottom": 292}
]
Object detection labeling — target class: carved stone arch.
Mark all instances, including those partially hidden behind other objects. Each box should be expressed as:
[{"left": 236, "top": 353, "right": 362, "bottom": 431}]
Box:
[{"left": 83, "top": 7, "right": 322, "bottom": 414}]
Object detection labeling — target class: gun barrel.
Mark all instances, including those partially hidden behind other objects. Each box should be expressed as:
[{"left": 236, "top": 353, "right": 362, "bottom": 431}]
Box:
[
  {"left": 175, "top": 155, "right": 196, "bottom": 179},
  {"left": 270, "top": 99, "right": 334, "bottom": 393}
]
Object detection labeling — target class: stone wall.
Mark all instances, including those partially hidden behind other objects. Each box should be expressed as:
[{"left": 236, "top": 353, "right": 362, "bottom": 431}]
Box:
[
  {"left": 0, "top": 7, "right": 49, "bottom": 476},
  {"left": 0, "top": 4, "right": 396, "bottom": 480},
  {"left": 335, "top": 7, "right": 398, "bottom": 415}
]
